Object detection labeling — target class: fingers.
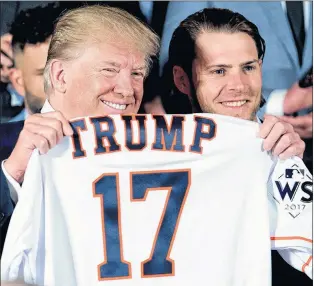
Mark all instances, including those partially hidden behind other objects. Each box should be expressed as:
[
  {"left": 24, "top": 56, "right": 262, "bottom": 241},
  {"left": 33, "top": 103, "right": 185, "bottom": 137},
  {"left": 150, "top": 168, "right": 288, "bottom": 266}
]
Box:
[
  {"left": 23, "top": 111, "right": 73, "bottom": 151},
  {"left": 283, "top": 83, "right": 313, "bottom": 113},
  {"left": 1, "top": 33, "right": 13, "bottom": 59},
  {"left": 272, "top": 132, "right": 305, "bottom": 159},
  {"left": 23, "top": 123, "right": 58, "bottom": 151},
  {"left": 279, "top": 114, "right": 313, "bottom": 139},
  {"left": 1, "top": 33, "right": 13, "bottom": 45},
  {"left": 31, "top": 111, "right": 73, "bottom": 136},
  {"left": 259, "top": 115, "right": 293, "bottom": 151},
  {"left": 258, "top": 115, "right": 306, "bottom": 158},
  {"left": 280, "top": 113, "right": 312, "bottom": 128},
  {"left": 0, "top": 35, "right": 14, "bottom": 82},
  {"left": 259, "top": 115, "right": 287, "bottom": 139},
  {"left": 1, "top": 51, "right": 13, "bottom": 67}
]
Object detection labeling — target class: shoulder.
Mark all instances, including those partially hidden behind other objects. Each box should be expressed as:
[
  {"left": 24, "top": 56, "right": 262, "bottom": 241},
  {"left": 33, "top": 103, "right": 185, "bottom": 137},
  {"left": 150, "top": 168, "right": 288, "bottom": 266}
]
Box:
[
  {"left": 0, "top": 120, "right": 24, "bottom": 160},
  {"left": 0, "top": 120, "right": 24, "bottom": 136}
]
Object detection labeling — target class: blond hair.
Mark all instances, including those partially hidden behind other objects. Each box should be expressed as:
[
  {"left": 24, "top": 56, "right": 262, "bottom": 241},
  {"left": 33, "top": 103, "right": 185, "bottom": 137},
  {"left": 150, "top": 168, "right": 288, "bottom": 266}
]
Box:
[{"left": 43, "top": 5, "right": 160, "bottom": 93}]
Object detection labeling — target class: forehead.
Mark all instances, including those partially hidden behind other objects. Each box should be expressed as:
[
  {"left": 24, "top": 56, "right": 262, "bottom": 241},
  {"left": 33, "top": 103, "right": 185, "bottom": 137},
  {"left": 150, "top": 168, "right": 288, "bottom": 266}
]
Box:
[
  {"left": 81, "top": 39, "right": 146, "bottom": 68},
  {"left": 195, "top": 31, "right": 258, "bottom": 64},
  {"left": 22, "top": 41, "right": 50, "bottom": 66}
]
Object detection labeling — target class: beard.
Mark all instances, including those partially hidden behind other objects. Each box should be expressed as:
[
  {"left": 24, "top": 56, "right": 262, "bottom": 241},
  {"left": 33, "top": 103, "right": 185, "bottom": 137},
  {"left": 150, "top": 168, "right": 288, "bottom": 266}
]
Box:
[{"left": 25, "top": 91, "right": 45, "bottom": 114}]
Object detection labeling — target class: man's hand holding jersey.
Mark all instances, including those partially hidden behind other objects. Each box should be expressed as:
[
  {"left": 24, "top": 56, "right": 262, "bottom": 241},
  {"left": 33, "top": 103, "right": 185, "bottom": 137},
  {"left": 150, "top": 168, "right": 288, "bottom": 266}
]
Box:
[
  {"left": 4, "top": 112, "right": 73, "bottom": 184},
  {"left": 259, "top": 115, "right": 305, "bottom": 159}
]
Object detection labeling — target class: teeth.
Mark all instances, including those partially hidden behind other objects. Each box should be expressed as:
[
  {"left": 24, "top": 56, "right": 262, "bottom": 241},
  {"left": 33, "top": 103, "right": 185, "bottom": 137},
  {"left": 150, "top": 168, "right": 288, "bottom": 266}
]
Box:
[
  {"left": 223, "top": 100, "right": 246, "bottom": 107},
  {"left": 102, "top": 100, "right": 127, "bottom": 110}
]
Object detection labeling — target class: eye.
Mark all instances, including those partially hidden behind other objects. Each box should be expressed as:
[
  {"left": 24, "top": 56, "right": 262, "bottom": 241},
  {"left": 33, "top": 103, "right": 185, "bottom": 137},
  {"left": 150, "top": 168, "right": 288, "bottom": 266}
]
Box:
[
  {"left": 243, "top": 65, "right": 256, "bottom": 72},
  {"left": 132, "top": 71, "right": 144, "bottom": 79},
  {"left": 212, "top": 69, "right": 225, "bottom": 75},
  {"left": 102, "top": 68, "right": 119, "bottom": 74}
]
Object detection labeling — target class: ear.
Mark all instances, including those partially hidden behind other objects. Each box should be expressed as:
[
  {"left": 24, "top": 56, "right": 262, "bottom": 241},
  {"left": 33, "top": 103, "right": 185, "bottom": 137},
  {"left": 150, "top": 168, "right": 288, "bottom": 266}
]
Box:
[
  {"left": 9, "top": 68, "right": 25, "bottom": 97},
  {"left": 50, "top": 59, "right": 67, "bottom": 93},
  {"left": 173, "top": 65, "right": 191, "bottom": 96}
]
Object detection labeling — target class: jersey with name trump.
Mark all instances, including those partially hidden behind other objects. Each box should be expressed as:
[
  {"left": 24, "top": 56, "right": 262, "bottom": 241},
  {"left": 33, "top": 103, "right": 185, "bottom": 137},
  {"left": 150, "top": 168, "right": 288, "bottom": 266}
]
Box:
[{"left": 1, "top": 114, "right": 312, "bottom": 286}]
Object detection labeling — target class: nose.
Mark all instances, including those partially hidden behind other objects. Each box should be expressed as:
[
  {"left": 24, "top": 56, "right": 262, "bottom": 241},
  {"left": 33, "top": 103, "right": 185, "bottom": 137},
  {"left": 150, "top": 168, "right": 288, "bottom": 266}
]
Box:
[
  {"left": 227, "top": 72, "right": 246, "bottom": 93},
  {"left": 113, "top": 72, "right": 134, "bottom": 98}
]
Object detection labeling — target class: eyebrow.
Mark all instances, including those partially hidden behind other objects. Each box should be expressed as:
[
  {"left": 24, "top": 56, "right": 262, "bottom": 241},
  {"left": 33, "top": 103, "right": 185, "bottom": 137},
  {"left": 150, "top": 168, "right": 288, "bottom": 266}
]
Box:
[
  {"left": 206, "top": 59, "right": 259, "bottom": 70},
  {"left": 133, "top": 66, "right": 146, "bottom": 71},
  {"left": 99, "top": 61, "right": 146, "bottom": 71},
  {"left": 240, "top": 59, "right": 259, "bottom": 66},
  {"left": 101, "top": 61, "right": 121, "bottom": 68}
]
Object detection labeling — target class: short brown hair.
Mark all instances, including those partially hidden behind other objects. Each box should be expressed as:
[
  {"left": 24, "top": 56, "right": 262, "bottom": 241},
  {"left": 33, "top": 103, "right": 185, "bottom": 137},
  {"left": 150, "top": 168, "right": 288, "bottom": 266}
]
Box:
[{"left": 169, "top": 8, "right": 265, "bottom": 78}]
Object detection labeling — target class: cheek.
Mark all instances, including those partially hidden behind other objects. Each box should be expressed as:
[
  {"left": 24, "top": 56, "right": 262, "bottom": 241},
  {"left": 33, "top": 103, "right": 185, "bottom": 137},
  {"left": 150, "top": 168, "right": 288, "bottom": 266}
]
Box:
[
  {"left": 133, "top": 81, "right": 144, "bottom": 101},
  {"left": 196, "top": 81, "right": 216, "bottom": 105},
  {"left": 248, "top": 74, "right": 262, "bottom": 91}
]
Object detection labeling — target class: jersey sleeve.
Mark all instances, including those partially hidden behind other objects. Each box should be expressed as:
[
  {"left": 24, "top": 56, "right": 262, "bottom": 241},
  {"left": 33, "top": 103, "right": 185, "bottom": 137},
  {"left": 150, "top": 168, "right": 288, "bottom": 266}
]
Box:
[
  {"left": 267, "top": 156, "right": 312, "bottom": 278},
  {"left": 1, "top": 150, "right": 45, "bottom": 285}
]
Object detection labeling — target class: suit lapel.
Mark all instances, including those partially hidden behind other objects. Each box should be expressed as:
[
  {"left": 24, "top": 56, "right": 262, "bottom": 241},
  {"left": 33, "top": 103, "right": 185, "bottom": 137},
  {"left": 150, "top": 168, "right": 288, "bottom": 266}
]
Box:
[{"left": 260, "top": 2, "right": 299, "bottom": 71}]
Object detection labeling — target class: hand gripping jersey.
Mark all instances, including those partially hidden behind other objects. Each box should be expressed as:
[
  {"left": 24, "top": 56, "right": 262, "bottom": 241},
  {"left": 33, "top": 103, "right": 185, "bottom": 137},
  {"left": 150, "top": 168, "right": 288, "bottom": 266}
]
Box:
[{"left": 1, "top": 114, "right": 312, "bottom": 286}]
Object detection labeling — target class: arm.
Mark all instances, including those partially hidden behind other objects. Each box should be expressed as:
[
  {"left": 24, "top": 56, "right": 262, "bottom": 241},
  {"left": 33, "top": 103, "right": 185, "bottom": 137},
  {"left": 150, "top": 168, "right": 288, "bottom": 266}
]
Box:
[{"left": 268, "top": 157, "right": 312, "bottom": 278}]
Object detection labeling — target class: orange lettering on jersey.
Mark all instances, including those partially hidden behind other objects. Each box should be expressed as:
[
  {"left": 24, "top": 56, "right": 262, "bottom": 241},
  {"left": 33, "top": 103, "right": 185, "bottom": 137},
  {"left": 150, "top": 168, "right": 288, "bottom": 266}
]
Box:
[
  {"left": 121, "top": 115, "right": 148, "bottom": 151},
  {"left": 70, "top": 118, "right": 88, "bottom": 159},
  {"left": 89, "top": 116, "right": 121, "bottom": 155},
  {"left": 151, "top": 115, "right": 186, "bottom": 152},
  {"left": 189, "top": 115, "right": 216, "bottom": 154}
]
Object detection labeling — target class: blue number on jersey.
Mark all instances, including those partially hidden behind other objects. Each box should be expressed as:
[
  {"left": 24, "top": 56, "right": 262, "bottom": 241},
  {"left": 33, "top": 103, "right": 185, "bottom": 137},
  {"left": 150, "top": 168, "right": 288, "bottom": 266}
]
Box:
[
  {"left": 94, "top": 174, "right": 131, "bottom": 279},
  {"left": 94, "top": 170, "right": 191, "bottom": 279}
]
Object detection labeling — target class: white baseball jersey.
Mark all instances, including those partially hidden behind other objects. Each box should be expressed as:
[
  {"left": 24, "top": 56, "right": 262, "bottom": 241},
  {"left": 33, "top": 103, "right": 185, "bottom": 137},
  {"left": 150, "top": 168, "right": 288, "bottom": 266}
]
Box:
[{"left": 1, "top": 114, "right": 312, "bottom": 286}]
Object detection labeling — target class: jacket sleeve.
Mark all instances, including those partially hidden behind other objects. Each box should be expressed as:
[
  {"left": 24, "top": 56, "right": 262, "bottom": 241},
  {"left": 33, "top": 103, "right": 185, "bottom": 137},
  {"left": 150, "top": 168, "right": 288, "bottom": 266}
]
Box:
[{"left": 0, "top": 165, "right": 14, "bottom": 226}]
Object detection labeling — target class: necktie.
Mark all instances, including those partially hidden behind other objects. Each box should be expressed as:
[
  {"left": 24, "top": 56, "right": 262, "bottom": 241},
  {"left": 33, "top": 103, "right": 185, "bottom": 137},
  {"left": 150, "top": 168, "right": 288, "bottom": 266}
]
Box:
[{"left": 286, "top": 1, "right": 306, "bottom": 66}]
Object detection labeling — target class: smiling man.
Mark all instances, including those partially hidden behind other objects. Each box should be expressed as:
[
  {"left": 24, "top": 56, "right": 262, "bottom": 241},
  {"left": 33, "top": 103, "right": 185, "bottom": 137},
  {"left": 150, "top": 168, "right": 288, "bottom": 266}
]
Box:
[{"left": 170, "top": 8, "right": 266, "bottom": 121}]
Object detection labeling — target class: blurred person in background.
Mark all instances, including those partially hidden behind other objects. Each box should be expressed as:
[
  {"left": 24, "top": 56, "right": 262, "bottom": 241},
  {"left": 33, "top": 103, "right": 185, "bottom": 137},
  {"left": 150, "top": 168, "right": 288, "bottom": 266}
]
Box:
[
  {"left": 0, "top": 34, "right": 23, "bottom": 123},
  {"left": 8, "top": 3, "right": 65, "bottom": 122},
  {"left": 0, "top": 1, "right": 54, "bottom": 123}
]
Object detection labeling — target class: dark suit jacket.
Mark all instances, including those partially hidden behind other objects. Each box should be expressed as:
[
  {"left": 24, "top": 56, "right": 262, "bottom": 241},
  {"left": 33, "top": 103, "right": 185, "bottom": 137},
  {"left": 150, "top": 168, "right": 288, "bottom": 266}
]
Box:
[{"left": 0, "top": 120, "right": 24, "bottom": 255}]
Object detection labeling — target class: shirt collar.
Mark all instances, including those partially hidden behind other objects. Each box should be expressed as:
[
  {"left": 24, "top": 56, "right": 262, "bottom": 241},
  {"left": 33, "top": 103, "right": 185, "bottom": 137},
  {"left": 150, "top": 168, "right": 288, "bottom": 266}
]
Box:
[{"left": 41, "top": 100, "right": 55, "bottom": 113}]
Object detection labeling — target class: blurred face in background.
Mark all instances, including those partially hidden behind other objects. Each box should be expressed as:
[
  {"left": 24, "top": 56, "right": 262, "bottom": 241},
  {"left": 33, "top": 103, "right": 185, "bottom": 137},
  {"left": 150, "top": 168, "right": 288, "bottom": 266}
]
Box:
[
  {"left": 10, "top": 38, "right": 50, "bottom": 114},
  {"left": 174, "top": 31, "right": 262, "bottom": 121}
]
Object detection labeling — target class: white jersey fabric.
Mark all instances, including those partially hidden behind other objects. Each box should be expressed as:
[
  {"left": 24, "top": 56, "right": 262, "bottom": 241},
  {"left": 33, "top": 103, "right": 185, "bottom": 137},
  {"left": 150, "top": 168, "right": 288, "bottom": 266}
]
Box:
[{"left": 1, "top": 114, "right": 312, "bottom": 286}]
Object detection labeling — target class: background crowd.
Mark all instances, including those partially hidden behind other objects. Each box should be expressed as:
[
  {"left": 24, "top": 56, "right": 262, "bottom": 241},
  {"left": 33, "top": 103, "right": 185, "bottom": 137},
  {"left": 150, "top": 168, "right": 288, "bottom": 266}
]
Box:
[{"left": 0, "top": 1, "right": 312, "bottom": 286}]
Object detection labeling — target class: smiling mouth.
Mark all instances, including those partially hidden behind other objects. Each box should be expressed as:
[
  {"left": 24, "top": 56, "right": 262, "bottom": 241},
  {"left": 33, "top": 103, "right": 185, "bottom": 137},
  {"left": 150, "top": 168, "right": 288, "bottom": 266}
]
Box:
[
  {"left": 221, "top": 100, "right": 247, "bottom": 107},
  {"left": 102, "top": 100, "right": 128, "bottom": 110}
]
